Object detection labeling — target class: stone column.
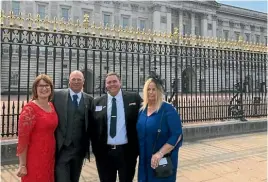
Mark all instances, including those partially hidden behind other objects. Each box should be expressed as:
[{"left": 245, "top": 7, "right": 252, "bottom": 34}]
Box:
[
  {"left": 113, "top": 1, "right": 121, "bottom": 26},
  {"left": 153, "top": 5, "right": 161, "bottom": 32},
  {"left": 201, "top": 13, "right": 208, "bottom": 37},
  {"left": 166, "top": 7, "right": 172, "bottom": 33},
  {"left": 229, "top": 21, "right": 235, "bottom": 40},
  {"left": 179, "top": 10, "right": 183, "bottom": 34},
  {"left": 93, "top": 1, "right": 102, "bottom": 25},
  {"left": 191, "top": 12, "right": 195, "bottom": 35},
  {"left": 131, "top": 4, "right": 139, "bottom": 29},
  {"left": 212, "top": 15, "right": 217, "bottom": 37}
]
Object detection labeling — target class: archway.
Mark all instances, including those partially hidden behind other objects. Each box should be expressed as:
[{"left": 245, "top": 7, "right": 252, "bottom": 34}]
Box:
[
  {"left": 181, "top": 67, "right": 197, "bottom": 93},
  {"left": 244, "top": 75, "right": 253, "bottom": 92},
  {"left": 81, "top": 69, "right": 94, "bottom": 93}
]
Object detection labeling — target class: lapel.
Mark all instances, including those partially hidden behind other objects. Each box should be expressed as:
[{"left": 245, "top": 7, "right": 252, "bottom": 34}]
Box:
[
  {"left": 100, "top": 95, "right": 108, "bottom": 136},
  {"left": 103, "top": 94, "right": 108, "bottom": 125},
  {"left": 122, "top": 91, "right": 129, "bottom": 126},
  {"left": 82, "top": 92, "right": 89, "bottom": 130},
  {"left": 63, "top": 89, "right": 69, "bottom": 122}
]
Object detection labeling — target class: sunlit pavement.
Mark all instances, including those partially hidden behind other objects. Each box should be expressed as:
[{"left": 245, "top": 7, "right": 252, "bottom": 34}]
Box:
[{"left": 1, "top": 132, "right": 266, "bottom": 182}]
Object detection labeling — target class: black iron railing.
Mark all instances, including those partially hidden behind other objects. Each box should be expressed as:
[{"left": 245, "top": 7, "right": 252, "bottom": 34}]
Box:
[{"left": 1, "top": 13, "right": 267, "bottom": 137}]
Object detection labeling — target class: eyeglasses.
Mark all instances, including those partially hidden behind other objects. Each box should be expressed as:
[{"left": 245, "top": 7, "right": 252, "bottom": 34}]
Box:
[{"left": 37, "top": 84, "right": 51, "bottom": 89}]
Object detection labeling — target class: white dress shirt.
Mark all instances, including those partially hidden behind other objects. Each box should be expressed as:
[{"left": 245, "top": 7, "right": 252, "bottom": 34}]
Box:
[
  {"left": 69, "top": 88, "right": 82, "bottom": 105},
  {"left": 107, "top": 90, "right": 128, "bottom": 145}
]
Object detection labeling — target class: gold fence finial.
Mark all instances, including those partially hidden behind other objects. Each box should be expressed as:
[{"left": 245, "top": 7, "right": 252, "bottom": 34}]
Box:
[
  {"left": 8, "top": 11, "right": 15, "bottom": 26},
  {"left": 35, "top": 14, "right": 41, "bottom": 29},
  {"left": 59, "top": 17, "right": 65, "bottom": 31},
  {"left": 0, "top": 10, "right": 5, "bottom": 26},
  {"left": 174, "top": 27, "right": 178, "bottom": 35},
  {"left": 75, "top": 19, "right": 80, "bottom": 33},
  {"left": 52, "top": 17, "right": 57, "bottom": 31},
  {"left": 83, "top": 13, "right": 89, "bottom": 33},
  {"left": 44, "top": 15, "right": 50, "bottom": 30},
  {"left": 67, "top": 18, "right": 73, "bottom": 33},
  {"left": 17, "top": 12, "right": 24, "bottom": 27},
  {"left": 26, "top": 13, "right": 33, "bottom": 28},
  {"left": 147, "top": 29, "right": 152, "bottom": 41}
]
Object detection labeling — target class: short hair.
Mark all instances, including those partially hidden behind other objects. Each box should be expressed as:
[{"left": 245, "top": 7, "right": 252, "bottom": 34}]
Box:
[
  {"left": 141, "top": 78, "right": 164, "bottom": 111},
  {"left": 32, "top": 74, "right": 54, "bottom": 101},
  {"left": 105, "top": 72, "right": 121, "bottom": 81}
]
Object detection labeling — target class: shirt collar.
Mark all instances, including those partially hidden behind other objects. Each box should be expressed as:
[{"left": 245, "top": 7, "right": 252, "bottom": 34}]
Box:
[
  {"left": 107, "top": 89, "right": 122, "bottom": 101},
  {"left": 69, "top": 88, "right": 82, "bottom": 99}
]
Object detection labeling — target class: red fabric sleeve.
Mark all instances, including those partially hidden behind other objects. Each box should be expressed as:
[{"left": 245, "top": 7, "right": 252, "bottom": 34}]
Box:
[{"left": 16, "top": 104, "right": 36, "bottom": 156}]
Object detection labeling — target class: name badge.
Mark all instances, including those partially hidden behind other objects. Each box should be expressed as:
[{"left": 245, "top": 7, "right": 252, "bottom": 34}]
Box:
[{"left": 95, "top": 106, "right": 103, "bottom": 111}]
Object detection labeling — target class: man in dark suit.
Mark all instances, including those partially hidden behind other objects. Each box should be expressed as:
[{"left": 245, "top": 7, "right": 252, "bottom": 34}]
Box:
[
  {"left": 91, "top": 72, "right": 142, "bottom": 182},
  {"left": 52, "top": 70, "right": 93, "bottom": 182}
]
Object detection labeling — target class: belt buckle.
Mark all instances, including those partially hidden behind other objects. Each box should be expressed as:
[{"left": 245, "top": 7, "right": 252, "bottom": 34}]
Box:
[{"left": 111, "top": 145, "right": 116, "bottom": 149}]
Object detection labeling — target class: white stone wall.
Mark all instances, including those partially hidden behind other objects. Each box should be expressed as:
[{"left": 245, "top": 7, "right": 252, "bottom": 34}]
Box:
[{"left": 2, "top": 1, "right": 267, "bottom": 42}]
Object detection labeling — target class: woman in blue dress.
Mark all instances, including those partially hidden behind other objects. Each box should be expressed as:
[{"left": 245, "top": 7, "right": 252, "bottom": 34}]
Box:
[{"left": 136, "top": 76, "right": 183, "bottom": 182}]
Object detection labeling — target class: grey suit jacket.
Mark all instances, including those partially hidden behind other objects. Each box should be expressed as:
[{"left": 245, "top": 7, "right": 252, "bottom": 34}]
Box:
[{"left": 52, "top": 89, "right": 93, "bottom": 156}]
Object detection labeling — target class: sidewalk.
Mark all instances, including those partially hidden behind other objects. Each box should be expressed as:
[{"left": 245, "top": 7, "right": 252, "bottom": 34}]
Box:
[{"left": 1, "top": 132, "right": 267, "bottom": 182}]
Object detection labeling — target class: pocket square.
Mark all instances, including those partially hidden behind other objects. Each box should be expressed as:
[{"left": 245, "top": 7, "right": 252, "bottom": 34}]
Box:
[{"left": 129, "top": 102, "right": 136, "bottom": 106}]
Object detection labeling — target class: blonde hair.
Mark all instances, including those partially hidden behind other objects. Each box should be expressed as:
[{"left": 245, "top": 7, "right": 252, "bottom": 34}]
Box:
[{"left": 141, "top": 78, "right": 164, "bottom": 111}]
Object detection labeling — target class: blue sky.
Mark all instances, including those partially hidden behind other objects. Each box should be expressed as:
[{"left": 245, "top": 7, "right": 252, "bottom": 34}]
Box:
[{"left": 216, "top": 0, "right": 267, "bottom": 13}]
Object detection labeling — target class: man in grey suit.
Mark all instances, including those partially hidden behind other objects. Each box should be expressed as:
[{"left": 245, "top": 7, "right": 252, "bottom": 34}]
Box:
[{"left": 52, "top": 70, "right": 93, "bottom": 182}]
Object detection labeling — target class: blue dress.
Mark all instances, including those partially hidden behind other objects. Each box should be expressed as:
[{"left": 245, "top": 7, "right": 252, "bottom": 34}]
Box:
[{"left": 136, "top": 102, "right": 183, "bottom": 182}]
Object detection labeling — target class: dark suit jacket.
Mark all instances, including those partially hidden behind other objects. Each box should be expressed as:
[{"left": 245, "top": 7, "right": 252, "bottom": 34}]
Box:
[
  {"left": 52, "top": 89, "right": 93, "bottom": 157},
  {"left": 91, "top": 91, "right": 142, "bottom": 160}
]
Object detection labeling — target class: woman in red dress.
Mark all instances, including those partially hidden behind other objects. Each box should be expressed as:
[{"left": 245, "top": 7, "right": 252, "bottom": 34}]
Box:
[{"left": 16, "top": 74, "right": 58, "bottom": 182}]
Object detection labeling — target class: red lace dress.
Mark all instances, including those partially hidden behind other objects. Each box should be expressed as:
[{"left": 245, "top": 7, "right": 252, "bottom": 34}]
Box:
[{"left": 17, "top": 101, "right": 58, "bottom": 182}]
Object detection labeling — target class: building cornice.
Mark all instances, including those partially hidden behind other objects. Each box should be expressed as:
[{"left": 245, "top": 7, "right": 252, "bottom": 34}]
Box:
[{"left": 218, "top": 4, "right": 267, "bottom": 22}]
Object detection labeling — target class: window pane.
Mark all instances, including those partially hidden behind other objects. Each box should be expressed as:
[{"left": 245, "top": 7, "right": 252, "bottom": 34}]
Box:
[
  {"left": 123, "top": 17, "right": 129, "bottom": 28},
  {"left": 224, "top": 31, "right": 228, "bottom": 41},
  {"left": 104, "top": 14, "right": 110, "bottom": 26},
  {"left": 62, "top": 8, "right": 69, "bottom": 21},
  {"left": 256, "top": 35, "right": 260, "bottom": 43},
  {"left": 140, "top": 20, "right": 145, "bottom": 30},
  {"left": 245, "top": 33, "right": 250, "bottom": 42},
  {"left": 12, "top": 1, "right": 20, "bottom": 15},
  {"left": 38, "top": 5, "right": 46, "bottom": 19}
]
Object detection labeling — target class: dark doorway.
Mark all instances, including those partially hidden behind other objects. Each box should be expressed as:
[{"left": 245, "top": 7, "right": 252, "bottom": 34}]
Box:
[{"left": 182, "top": 67, "right": 197, "bottom": 93}]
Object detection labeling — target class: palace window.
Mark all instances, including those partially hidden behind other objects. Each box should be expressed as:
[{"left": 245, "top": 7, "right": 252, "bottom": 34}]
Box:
[
  {"left": 37, "top": 4, "right": 46, "bottom": 19},
  {"left": 122, "top": 16, "right": 130, "bottom": 28},
  {"left": 11, "top": 72, "right": 19, "bottom": 86},
  {"left": 235, "top": 32, "right": 240, "bottom": 41},
  {"left": 103, "top": 13, "right": 111, "bottom": 26},
  {"left": 223, "top": 30, "right": 229, "bottom": 41},
  {"left": 12, "top": 1, "right": 20, "bottom": 16},
  {"left": 139, "top": 76, "right": 145, "bottom": 85},
  {"left": 161, "top": 16, "right": 167, "bottom": 24},
  {"left": 208, "top": 23, "right": 212, "bottom": 30},
  {"left": 245, "top": 33, "right": 250, "bottom": 42},
  {"left": 139, "top": 19, "right": 146, "bottom": 30},
  {"left": 255, "top": 35, "right": 260, "bottom": 43},
  {"left": 62, "top": 8, "right": 69, "bottom": 21}
]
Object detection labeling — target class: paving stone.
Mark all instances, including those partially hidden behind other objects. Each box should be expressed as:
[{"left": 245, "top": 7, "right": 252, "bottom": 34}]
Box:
[{"left": 1, "top": 132, "right": 266, "bottom": 182}]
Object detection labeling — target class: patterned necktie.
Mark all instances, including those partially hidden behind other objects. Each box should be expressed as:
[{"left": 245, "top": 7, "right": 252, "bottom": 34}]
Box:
[
  {"left": 110, "top": 97, "right": 117, "bottom": 138},
  {"left": 73, "top": 94, "right": 78, "bottom": 108}
]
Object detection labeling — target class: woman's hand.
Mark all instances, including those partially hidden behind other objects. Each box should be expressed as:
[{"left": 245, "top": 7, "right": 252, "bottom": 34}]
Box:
[
  {"left": 151, "top": 152, "right": 163, "bottom": 169},
  {"left": 16, "top": 165, "right": 27, "bottom": 177}
]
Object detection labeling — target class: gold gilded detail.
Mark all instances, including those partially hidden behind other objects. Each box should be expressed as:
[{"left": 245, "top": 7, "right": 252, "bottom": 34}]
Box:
[{"left": 0, "top": 10, "right": 267, "bottom": 52}]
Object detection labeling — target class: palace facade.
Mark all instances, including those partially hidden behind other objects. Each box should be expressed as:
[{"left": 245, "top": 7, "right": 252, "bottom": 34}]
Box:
[{"left": 1, "top": 1, "right": 267, "bottom": 93}]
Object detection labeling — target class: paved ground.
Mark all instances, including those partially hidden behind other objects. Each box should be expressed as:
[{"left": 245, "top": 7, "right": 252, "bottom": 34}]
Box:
[{"left": 1, "top": 132, "right": 266, "bottom": 182}]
